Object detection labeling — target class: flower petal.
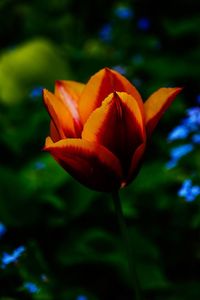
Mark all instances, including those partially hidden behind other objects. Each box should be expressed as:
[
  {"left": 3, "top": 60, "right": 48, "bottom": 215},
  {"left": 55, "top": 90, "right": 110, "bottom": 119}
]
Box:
[
  {"left": 44, "top": 138, "right": 123, "bottom": 192},
  {"left": 79, "top": 68, "right": 144, "bottom": 124},
  {"left": 50, "top": 121, "right": 60, "bottom": 142},
  {"left": 43, "top": 89, "right": 77, "bottom": 138},
  {"left": 82, "top": 92, "right": 145, "bottom": 175},
  {"left": 55, "top": 80, "right": 84, "bottom": 135},
  {"left": 144, "top": 87, "right": 182, "bottom": 137},
  {"left": 123, "top": 142, "right": 146, "bottom": 187},
  {"left": 55, "top": 80, "right": 85, "bottom": 104},
  {"left": 45, "top": 136, "right": 54, "bottom": 148}
]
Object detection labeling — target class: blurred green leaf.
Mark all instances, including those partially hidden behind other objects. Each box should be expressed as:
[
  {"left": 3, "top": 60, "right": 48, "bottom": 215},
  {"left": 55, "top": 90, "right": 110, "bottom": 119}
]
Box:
[
  {"left": 0, "top": 39, "right": 71, "bottom": 104},
  {"left": 20, "top": 154, "right": 70, "bottom": 197},
  {"left": 164, "top": 17, "right": 200, "bottom": 36}
]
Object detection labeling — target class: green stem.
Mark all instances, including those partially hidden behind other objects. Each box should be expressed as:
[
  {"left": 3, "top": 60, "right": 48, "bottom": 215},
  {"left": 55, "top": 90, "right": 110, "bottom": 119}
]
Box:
[{"left": 112, "top": 190, "right": 142, "bottom": 300}]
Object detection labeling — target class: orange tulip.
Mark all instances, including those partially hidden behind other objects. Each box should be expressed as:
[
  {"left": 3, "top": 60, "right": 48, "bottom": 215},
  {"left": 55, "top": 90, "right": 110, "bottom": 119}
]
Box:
[{"left": 43, "top": 68, "right": 181, "bottom": 192}]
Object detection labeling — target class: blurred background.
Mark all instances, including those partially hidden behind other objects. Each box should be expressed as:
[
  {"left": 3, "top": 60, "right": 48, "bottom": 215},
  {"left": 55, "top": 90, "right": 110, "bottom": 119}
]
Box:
[{"left": 0, "top": 0, "right": 200, "bottom": 299}]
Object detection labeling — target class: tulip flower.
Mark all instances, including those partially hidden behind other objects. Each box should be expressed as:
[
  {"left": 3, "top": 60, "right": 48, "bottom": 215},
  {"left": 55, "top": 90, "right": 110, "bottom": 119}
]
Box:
[
  {"left": 43, "top": 67, "right": 182, "bottom": 300},
  {"left": 43, "top": 68, "right": 181, "bottom": 192}
]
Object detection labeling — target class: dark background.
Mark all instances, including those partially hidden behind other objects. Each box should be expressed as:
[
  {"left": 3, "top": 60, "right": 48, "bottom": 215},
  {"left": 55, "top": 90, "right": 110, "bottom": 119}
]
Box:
[{"left": 0, "top": 0, "right": 199, "bottom": 299}]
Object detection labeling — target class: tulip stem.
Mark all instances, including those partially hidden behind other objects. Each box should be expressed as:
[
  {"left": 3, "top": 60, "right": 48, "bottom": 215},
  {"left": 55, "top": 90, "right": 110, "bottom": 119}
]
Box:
[{"left": 112, "top": 190, "right": 142, "bottom": 300}]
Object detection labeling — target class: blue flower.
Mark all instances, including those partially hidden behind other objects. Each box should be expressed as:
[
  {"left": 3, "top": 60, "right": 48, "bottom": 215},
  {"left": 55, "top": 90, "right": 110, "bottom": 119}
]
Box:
[
  {"left": 30, "top": 86, "right": 43, "bottom": 98},
  {"left": 187, "top": 107, "right": 200, "bottom": 124},
  {"left": 137, "top": 18, "right": 150, "bottom": 31},
  {"left": 178, "top": 179, "right": 200, "bottom": 202},
  {"left": 167, "top": 125, "right": 189, "bottom": 142},
  {"left": 132, "top": 78, "right": 142, "bottom": 87},
  {"left": 165, "top": 160, "right": 177, "bottom": 169},
  {"left": 178, "top": 179, "right": 191, "bottom": 197},
  {"left": 114, "top": 6, "right": 134, "bottom": 20},
  {"left": 166, "top": 144, "right": 193, "bottom": 169},
  {"left": 170, "top": 144, "right": 194, "bottom": 159},
  {"left": 192, "top": 133, "right": 200, "bottom": 144},
  {"left": 182, "top": 107, "right": 200, "bottom": 130},
  {"left": 0, "top": 223, "right": 6, "bottom": 238},
  {"left": 1, "top": 245, "right": 25, "bottom": 268},
  {"left": 167, "top": 105, "right": 200, "bottom": 146},
  {"left": 76, "top": 296, "right": 88, "bottom": 300},
  {"left": 99, "top": 24, "right": 112, "bottom": 42},
  {"left": 24, "top": 282, "right": 40, "bottom": 294},
  {"left": 35, "top": 161, "right": 46, "bottom": 170},
  {"left": 196, "top": 94, "right": 200, "bottom": 104},
  {"left": 112, "top": 65, "right": 126, "bottom": 75}
]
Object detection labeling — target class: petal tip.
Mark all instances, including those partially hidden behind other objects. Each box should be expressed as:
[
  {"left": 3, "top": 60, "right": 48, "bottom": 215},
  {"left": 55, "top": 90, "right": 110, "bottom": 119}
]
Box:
[
  {"left": 172, "top": 86, "right": 183, "bottom": 94},
  {"left": 43, "top": 88, "right": 53, "bottom": 99},
  {"left": 55, "top": 80, "right": 63, "bottom": 87},
  {"left": 43, "top": 137, "right": 54, "bottom": 151},
  {"left": 104, "top": 67, "right": 112, "bottom": 72},
  {"left": 144, "top": 86, "right": 183, "bottom": 137},
  {"left": 42, "top": 88, "right": 48, "bottom": 96}
]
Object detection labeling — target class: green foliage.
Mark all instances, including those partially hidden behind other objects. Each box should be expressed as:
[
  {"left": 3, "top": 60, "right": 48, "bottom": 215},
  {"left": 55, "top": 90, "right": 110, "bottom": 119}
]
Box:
[{"left": 0, "top": 39, "right": 71, "bottom": 104}]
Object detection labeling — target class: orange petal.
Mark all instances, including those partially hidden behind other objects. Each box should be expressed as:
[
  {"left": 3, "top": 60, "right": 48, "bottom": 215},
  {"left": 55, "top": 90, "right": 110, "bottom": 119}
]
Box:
[
  {"left": 79, "top": 68, "right": 144, "bottom": 124},
  {"left": 55, "top": 80, "right": 84, "bottom": 135},
  {"left": 44, "top": 138, "right": 123, "bottom": 192},
  {"left": 82, "top": 92, "right": 145, "bottom": 175},
  {"left": 55, "top": 80, "right": 85, "bottom": 103},
  {"left": 43, "top": 89, "right": 76, "bottom": 138},
  {"left": 45, "top": 136, "right": 54, "bottom": 148},
  {"left": 144, "top": 87, "right": 182, "bottom": 137},
  {"left": 50, "top": 121, "right": 60, "bottom": 142},
  {"left": 123, "top": 142, "right": 146, "bottom": 187}
]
